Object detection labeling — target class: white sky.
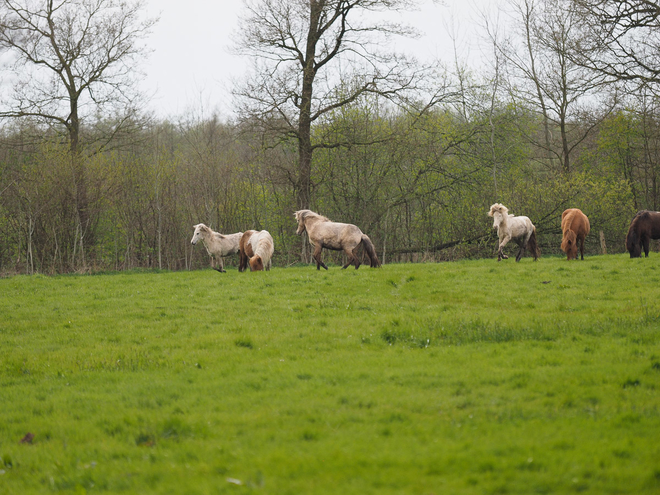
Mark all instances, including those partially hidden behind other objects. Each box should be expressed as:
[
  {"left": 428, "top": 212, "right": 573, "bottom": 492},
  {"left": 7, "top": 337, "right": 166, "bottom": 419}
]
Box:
[{"left": 141, "top": 0, "right": 495, "bottom": 120}]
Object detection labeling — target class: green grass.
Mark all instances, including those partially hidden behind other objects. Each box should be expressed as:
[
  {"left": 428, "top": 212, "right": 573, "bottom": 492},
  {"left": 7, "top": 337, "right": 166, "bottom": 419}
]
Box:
[{"left": 1, "top": 255, "right": 660, "bottom": 494}]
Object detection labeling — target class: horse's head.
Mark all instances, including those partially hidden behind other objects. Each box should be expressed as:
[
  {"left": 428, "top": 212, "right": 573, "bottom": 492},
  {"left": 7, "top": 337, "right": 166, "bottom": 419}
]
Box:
[
  {"left": 294, "top": 210, "right": 309, "bottom": 236},
  {"left": 191, "top": 224, "right": 208, "bottom": 245},
  {"left": 488, "top": 203, "right": 508, "bottom": 230},
  {"left": 626, "top": 219, "right": 642, "bottom": 258},
  {"left": 249, "top": 255, "right": 264, "bottom": 271},
  {"left": 561, "top": 230, "right": 578, "bottom": 260}
]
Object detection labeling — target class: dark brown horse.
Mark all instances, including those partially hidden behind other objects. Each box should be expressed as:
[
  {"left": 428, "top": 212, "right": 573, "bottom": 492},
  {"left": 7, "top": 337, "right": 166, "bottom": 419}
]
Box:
[
  {"left": 626, "top": 210, "right": 660, "bottom": 258},
  {"left": 560, "top": 209, "right": 590, "bottom": 261}
]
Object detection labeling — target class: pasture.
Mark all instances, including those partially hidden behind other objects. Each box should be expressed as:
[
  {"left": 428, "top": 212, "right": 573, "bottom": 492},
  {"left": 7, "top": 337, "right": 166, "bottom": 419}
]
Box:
[{"left": 1, "top": 255, "right": 660, "bottom": 494}]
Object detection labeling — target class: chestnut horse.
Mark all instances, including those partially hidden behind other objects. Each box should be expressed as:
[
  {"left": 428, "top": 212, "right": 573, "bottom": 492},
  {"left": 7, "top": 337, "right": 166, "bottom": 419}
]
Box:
[
  {"left": 560, "top": 208, "right": 590, "bottom": 260},
  {"left": 294, "top": 209, "right": 381, "bottom": 270},
  {"left": 626, "top": 210, "right": 660, "bottom": 258},
  {"left": 239, "top": 230, "right": 274, "bottom": 271},
  {"left": 488, "top": 203, "right": 540, "bottom": 262}
]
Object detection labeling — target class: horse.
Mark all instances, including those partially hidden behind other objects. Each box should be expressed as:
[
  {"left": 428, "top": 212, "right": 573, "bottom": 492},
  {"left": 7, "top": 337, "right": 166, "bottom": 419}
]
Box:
[
  {"left": 560, "top": 208, "right": 590, "bottom": 260},
  {"left": 488, "top": 203, "right": 540, "bottom": 262},
  {"left": 626, "top": 210, "right": 660, "bottom": 258},
  {"left": 190, "top": 224, "right": 242, "bottom": 272},
  {"left": 239, "top": 230, "right": 274, "bottom": 271},
  {"left": 294, "top": 209, "right": 381, "bottom": 270}
]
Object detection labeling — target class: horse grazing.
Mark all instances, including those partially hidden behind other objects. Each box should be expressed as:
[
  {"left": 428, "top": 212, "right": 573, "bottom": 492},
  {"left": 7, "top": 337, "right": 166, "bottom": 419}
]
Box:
[
  {"left": 239, "top": 230, "right": 274, "bottom": 271},
  {"left": 560, "top": 208, "right": 590, "bottom": 260},
  {"left": 488, "top": 203, "right": 540, "bottom": 262},
  {"left": 191, "top": 224, "right": 242, "bottom": 272},
  {"left": 626, "top": 210, "right": 660, "bottom": 258},
  {"left": 294, "top": 209, "right": 381, "bottom": 270}
]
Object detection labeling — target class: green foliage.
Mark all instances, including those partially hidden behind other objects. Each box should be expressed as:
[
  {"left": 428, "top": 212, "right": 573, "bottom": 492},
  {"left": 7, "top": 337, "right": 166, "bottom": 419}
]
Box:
[
  {"left": 1, "top": 258, "right": 660, "bottom": 493},
  {"left": 493, "top": 171, "right": 635, "bottom": 254}
]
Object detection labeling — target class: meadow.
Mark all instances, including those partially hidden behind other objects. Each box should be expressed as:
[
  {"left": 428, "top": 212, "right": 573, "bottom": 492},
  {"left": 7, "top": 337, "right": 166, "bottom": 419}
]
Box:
[{"left": 1, "top": 255, "right": 660, "bottom": 494}]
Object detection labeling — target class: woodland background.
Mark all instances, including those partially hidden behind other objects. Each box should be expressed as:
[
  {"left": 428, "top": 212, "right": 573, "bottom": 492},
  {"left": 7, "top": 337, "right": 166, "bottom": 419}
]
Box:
[{"left": 0, "top": 0, "right": 657, "bottom": 275}]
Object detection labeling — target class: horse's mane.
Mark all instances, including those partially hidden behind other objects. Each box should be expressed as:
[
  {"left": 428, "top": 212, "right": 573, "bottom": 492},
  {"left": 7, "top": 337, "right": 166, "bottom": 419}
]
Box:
[
  {"left": 488, "top": 203, "right": 509, "bottom": 217},
  {"left": 627, "top": 211, "right": 649, "bottom": 250},
  {"left": 296, "top": 209, "right": 330, "bottom": 223}
]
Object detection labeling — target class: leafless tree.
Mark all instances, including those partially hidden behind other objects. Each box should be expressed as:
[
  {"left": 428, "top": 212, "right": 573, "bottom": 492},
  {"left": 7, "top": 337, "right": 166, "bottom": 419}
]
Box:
[
  {"left": 232, "top": 0, "right": 434, "bottom": 210},
  {"left": 0, "top": 0, "right": 156, "bottom": 153},
  {"left": 0, "top": 0, "right": 156, "bottom": 260},
  {"left": 572, "top": 0, "right": 660, "bottom": 87},
  {"left": 490, "top": 0, "right": 613, "bottom": 173}
]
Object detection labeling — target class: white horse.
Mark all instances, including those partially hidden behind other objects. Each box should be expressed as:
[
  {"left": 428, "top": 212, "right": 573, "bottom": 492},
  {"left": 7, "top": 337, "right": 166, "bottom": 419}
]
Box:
[
  {"left": 190, "top": 223, "right": 243, "bottom": 272},
  {"left": 239, "top": 230, "right": 274, "bottom": 271},
  {"left": 488, "top": 203, "right": 540, "bottom": 262}
]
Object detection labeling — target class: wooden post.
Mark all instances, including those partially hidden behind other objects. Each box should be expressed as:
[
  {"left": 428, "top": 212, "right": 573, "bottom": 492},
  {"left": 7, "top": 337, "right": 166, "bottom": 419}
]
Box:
[{"left": 599, "top": 231, "right": 607, "bottom": 255}]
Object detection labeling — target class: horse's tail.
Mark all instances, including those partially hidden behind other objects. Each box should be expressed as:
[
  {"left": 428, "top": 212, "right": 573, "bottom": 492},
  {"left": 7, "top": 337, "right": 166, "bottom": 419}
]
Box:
[
  {"left": 528, "top": 228, "right": 541, "bottom": 261},
  {"left": 361, "top": 235, "right": 381, "bottom": 268}
]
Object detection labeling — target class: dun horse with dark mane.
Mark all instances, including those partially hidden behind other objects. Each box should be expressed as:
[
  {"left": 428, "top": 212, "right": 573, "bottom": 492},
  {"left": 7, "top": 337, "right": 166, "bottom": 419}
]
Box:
[
  {"left": 626, "top": 210, "right": 660, "bottom": 258},
  {"left": 294, "top": 210, "right": 381, "bottom": 270},
  {"left": 560, "top": 208, "right": 590, "bottom": 260}
]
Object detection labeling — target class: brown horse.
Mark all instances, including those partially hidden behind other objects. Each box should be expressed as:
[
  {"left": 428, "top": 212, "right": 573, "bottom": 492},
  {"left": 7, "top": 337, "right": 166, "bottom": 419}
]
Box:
[
  {"left": 239, "top": 230, "right": 274, "bottom": 271},
  {"left": 626, "top": 210, "right": 660, "bottom": 258},
  {"left": 294, "top": 210, "right": 381, "bottom": 270},
  {"left": 560, "top": 209, "right": 590, "bottom": 260}
]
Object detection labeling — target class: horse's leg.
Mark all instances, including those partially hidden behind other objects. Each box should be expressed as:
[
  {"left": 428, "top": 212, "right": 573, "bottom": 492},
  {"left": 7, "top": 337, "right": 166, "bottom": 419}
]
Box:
[
  {"left": 352, "top": 247, "right": 361, "bottom": 270},
  {"left": 579, "top": 236, "right": 585, "bottom": 260},
  {"left": 217, "top": 256, "right": 226, "bottom": 273},
  {"left": 516, "top": 237, "right": 528, "bottom": 262},
  {"left": 498, "top": 235, "right": 511, "bottom": 261},
  {"left": 341, "top": 247, "right": 360, "bottom": 269},
  {"left": 239, "top": 249, "right": 250, "bottom": 272},
  {"left": 643, "top": 236, "right": 650, "bottom": 257},
  {"left": 313, "top": 244, "right": 328, "bottom": 270}
]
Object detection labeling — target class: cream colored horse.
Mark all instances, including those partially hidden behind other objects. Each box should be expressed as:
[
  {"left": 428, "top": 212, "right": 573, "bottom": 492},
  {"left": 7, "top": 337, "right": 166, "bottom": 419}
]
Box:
[
  {"left": 488, "top": 203, "right": 540, "bottom": 262},
  {"left": 294, "top": 209, "right": 381, "bottom": 270},
  {"left": 239, "top": 230, "right": 274, "bottom": 271},
  {"left": 190, "top": 223, "right": 242, "bottom": 272}
]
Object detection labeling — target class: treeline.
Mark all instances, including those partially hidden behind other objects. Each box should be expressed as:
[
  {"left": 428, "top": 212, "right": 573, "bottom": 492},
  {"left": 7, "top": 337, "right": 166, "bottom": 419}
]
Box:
[
  {"left": 0, "top": 97, "right": 652, "bottom": 275},
  {"left": 1, "top": 0, "right": 659, "bottom": 275}
]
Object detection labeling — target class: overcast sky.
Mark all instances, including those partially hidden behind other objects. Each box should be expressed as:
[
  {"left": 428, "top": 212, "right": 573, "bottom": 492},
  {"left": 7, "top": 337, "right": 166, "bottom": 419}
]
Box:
[{"left": 141, "top": 0, "right": 493, "bottom": 120}]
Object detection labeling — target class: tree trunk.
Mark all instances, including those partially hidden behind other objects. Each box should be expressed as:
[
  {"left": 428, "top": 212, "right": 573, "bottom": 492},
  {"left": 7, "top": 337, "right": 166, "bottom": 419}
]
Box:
[{"left": 296, "top": 2, "right": 322, "bottom": 210}]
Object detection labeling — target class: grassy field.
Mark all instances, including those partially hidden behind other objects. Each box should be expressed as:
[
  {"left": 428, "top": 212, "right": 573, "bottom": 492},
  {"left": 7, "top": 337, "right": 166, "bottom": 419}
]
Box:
[{"left": 1, "top": 254, "right": 660, "bottom": 494}]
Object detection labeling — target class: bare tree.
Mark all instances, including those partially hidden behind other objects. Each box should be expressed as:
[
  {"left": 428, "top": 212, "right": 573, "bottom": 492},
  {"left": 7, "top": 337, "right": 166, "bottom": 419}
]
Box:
[
  {"left": 232, "top": 0, "right": 430, "bottom": 210},
  {"left": 0, "top": 0, "right": 156, "bottom": 260},
  {"left": 572, "top": 0, "right": 660, "bottom": 86},
  {"left": 0, "top": 0, "right": 156, "bottom": 153},
  {"left": 492, "top": 0, "right": 613, "bottom": 173}
]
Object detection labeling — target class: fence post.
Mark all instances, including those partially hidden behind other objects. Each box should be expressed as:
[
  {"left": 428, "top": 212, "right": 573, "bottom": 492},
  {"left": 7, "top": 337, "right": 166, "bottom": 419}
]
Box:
[{"left": 599, "top": 231, "right": 607, "bottom": 255}]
